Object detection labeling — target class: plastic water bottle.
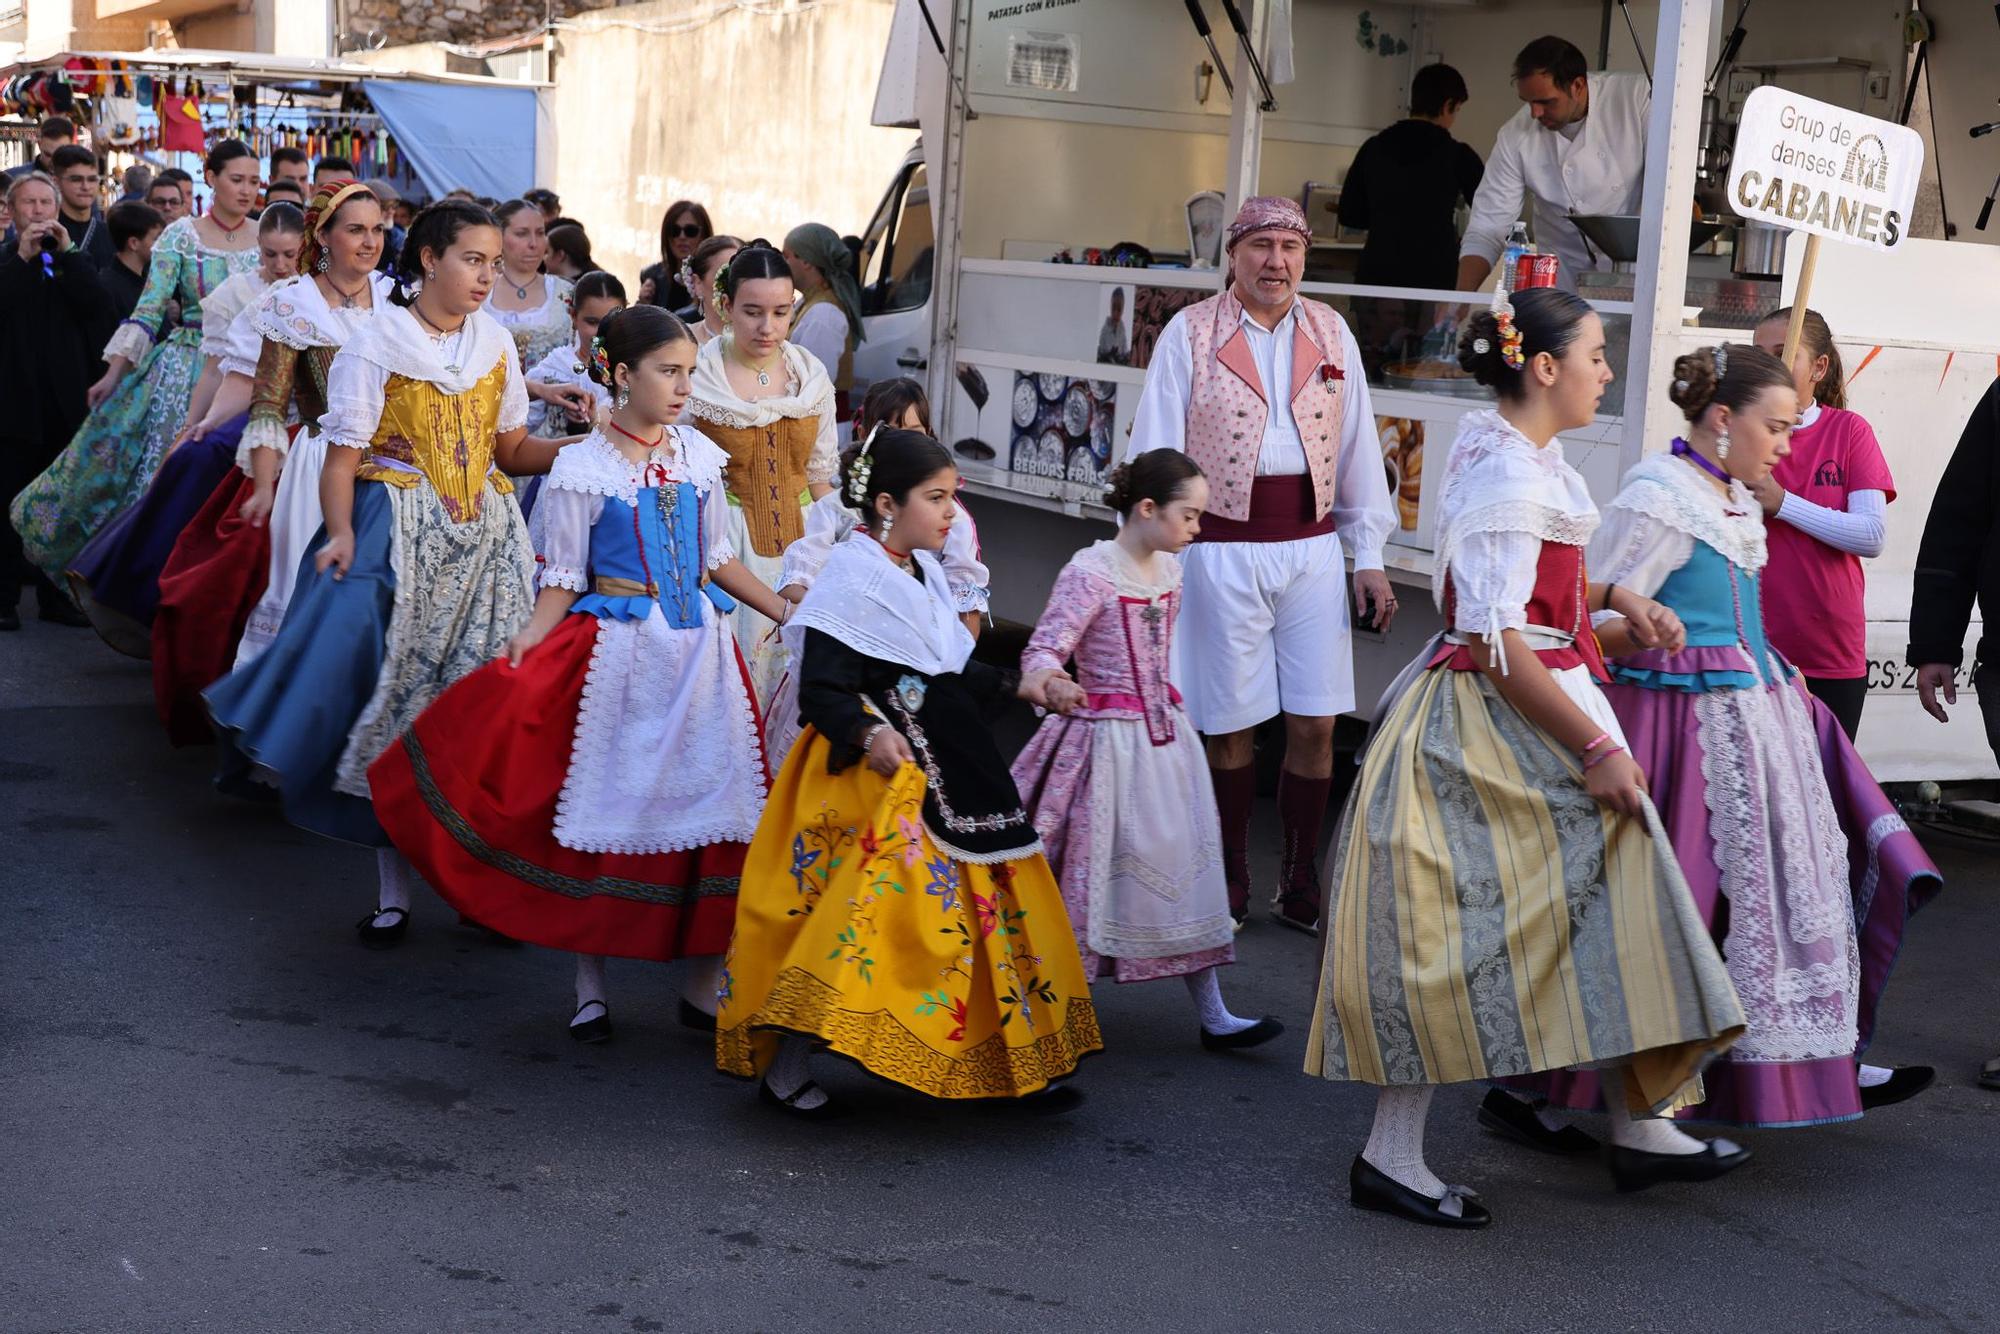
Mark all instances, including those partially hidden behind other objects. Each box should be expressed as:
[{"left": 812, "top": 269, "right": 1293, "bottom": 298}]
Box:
[{"left": 1496, "top": 221, "right": 1532, "bottom": 298}]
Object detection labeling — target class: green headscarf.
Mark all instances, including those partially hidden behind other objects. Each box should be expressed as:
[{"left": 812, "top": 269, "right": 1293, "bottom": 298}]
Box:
[{"left": 784, "top": 222, "right": 867, "bottom": 346}]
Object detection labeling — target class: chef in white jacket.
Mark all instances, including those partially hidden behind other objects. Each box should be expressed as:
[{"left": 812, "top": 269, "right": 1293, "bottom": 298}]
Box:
[{"left": 1455, "top": 36, "right": 1651, "bottom": 294}]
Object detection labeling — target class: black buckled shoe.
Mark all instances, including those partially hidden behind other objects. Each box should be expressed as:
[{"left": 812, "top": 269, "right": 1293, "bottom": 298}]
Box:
[
  {"left": 1860, "top": 1065, "right": 1936, "bottom": 1110},
  {"left": 678, "top": 996, "right": 718, "bottom": 1032},
  {"left": 758, "top": 1078, "right": 849, "bottom": 1120},
  {"left": 355, "top": 905, "right": 409, "bottom": 948},
  {"left": 1608, "top": 1138, "right": 1752, "bottom": 1193},
  {"left": 1349, "top": 1155, "right": 1491, "bottom": 1230},
  {"left": 568, "top": 999, "right": 612, "bottom": 1045},
  {"left": 1478, "top": 1088, "right": 1600, "bottom": 1156},
  {"left": 1200, "top": 1016, "right": 1285, "bottom": 1051}
]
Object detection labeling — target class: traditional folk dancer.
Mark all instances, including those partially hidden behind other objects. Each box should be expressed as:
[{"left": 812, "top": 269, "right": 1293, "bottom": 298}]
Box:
[
  {"left": 11, "top": 139, "right": 262, "bottom": 583},
  {"left": 486, "top": 199, "right": 575, "bottom": 378},
  {"left": 523, "top": 269, "right": 621, "bottom": 438},
  {"left": 1127, "top": 196, "right": 1397, "bottom": 933},
  {"left": 764, "top": 378, "right": 990, "bottom": 767},
  {"left": 1012, "top": 451, "right": 1282, "bottom": 1050},
  {"left": 206, "top": 201, "right": 563, "bottom": 945},
  {"left": 152, "top": 183, "right": 393, "bottom": 742},
  {"left": 717, "top": 430, "right": 1100, "bottom": 1117},
  {"left": 681, "top": 241, "right": 839, "bottom": 703},
  {"left": 1505, "top": 345, "right": 1940, "bottom": 1133},
  {"left": 1307, "top": 290, "right": 1747, "bottom": 1230},
  {"left": 370, "top": 306, "right": 792, "bottom": 1041},
  {"left": 681, "top": 235, "right": 742, "bottom": 348},
  {"left": 66, "top": 203, "right": 302, "bottom": 656}
]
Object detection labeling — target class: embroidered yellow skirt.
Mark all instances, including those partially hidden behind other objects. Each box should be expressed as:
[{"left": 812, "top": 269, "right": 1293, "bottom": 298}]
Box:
[
  {"left": 718, "top": 731, "right": 1103, "bottom": 1098},
  {"left": 1304, "top": 665, "right": 1746, "bottom": 1115}
]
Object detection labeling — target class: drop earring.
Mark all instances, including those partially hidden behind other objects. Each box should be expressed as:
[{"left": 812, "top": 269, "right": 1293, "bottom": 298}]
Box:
[
  {"left": 881, "top": 512, "right": 895, "bottom": 544},
  {"left": 616, "top": 386, "right": 630, "bottom": 409},
  {"left": 1716, "top": 428, "right": 1731, "bottom": 461},
  {"left": 315, "top": 253, "right": 330, "bottom": 274}
]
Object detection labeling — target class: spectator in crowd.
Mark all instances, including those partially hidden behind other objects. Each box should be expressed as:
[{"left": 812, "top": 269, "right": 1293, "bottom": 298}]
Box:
[
  {"left": 151, "top": 170, "right": 192, "bottom": 224},
  {"left": 50, "top": 145, "right": 114, "bottom": 272},
  {"left": 545, "top": 223, "right": 595, "bottom": 281},
  {"left": 523, "top": 187, "right": 561, "bottom": 224},
  {"left": 639, "top": 199, "right": 712, "bottom": 312},
  {"left": 119, "top": 164, "right": 153, "bottom": 204},
  {"left": 1338, "top": 62, "right": 1484, "bottom": 291},
  {"left": 0, "top": 171, "right": 111, "bottom": 630},
  {"left": 101, "top": 200, "right": 163, "bottom": 326},
  {"left": 1906, "top": 375, "right": 2000, "bottom": 1092},
  {"left": 312, "top": 156, "right": 355, "bottom": 188},
  {"left": 269, "top": 146, "right": 311, "bottom": 194},
  {"left": 365, "top": 180, "right": 406, "bottom": 273},
  {"left": 6, "top": 116, "right": 76, "bottom": 181},
  {"left": 264, "top": 180, "right": 306, "bottom": 208}
]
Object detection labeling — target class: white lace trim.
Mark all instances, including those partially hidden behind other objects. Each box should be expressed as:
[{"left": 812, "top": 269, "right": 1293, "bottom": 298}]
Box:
[
  {"left": 552, "top": 613, "right": 768, "bottom": 853},
  {"left": 1695, "top": 679, "right": 1860, "bottom": 1063},
  {"left": 1431, "top": 500, "right": 1599, "bottom": 609},
  {"left": 250, "top": 273, "right": 389, "bottom": 349},
  {"left": 781, "top": 540, "right": 974, "bottom": 678},
  {"left": 684, "top": 339, "right": 836, "bottom": 428},
  {"left": 236, "top": 417, "right": 295, "bottom": 475},
  {"left": 1613, "top": 455, "right": 1767, "bottom": 572},
  {"left": 105, "top": 320, "right": 154, "bottom": 366},
  {"left": 340, "top": 303, "right": 517, "bottom": 395},
  {"left": 546, "top": 427, "right": 727, "bottom": 505},
  {"left": 1075, "top": 539, "right": 1182, "bottom": 599},
  {"left": 541, "top": 564, "right": 588, "bottom": 593}
]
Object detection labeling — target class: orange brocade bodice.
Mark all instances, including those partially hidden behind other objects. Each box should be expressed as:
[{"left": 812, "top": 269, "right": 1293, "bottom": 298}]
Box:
[
  {"left": 354, "top": 359, "right": 516, "bottom": 523},
  {"left": 699, "top": 415, "right": 821, "bottom": 557}
]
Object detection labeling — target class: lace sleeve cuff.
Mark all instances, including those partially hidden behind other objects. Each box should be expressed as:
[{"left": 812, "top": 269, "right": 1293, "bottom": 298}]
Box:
[
  {"left": 104, "top": 320, "right": 154, "bottom": 366},
  {"left": 1455, "top": 603, "right": 1528, "bottom": 676},
  {"left": 539, "top": 564, "right": 588, "bottom": 593},
  {"left": 951, "top": 581, "right": 991, "bottom": 614},
  {"left": 706, "top": 535, "right": 736, "bottom": 572},
  {"left": 235, "top": 417, "right": 293, "bottom": 475}
]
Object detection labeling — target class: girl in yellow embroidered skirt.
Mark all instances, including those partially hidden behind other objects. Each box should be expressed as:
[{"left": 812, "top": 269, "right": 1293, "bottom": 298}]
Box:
[{"left": 717, "top": 429, "right": 1102, "bottom": 1114}]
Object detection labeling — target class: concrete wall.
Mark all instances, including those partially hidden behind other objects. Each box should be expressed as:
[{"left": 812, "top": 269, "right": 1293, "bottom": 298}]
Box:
[
  {"left": 341, "top": 0, "right": 614, "bottom": 53},
  {"left": 545, "top": 0, "right": 912, "bottom": 288}
]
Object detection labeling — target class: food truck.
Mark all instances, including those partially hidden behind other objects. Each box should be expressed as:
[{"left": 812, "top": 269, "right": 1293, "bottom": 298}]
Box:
[{"left": 856, "top": 0, "right": 2000, "bottom": 783}]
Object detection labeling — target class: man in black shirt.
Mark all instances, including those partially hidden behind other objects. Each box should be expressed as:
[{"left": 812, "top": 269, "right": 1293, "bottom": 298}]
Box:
[
  {"left": 1337, "top": 64, "right": 1485, "bottom": 290},
  {"left": 101, "top": 201, "right": 163, "bottom": 328},
  {"left": 50, "top": 145, "right": 114, "bottom": 273}
]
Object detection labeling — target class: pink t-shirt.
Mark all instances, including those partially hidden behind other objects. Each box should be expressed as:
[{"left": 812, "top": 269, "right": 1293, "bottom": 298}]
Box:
[{"left": 1761, "top": 406, "right": 1895, "bottom": 678}]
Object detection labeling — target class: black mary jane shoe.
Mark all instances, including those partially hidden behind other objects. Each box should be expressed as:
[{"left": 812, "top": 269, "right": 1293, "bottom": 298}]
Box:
[
  {"left": 1200, "top": 1016, "right": 1286, "bottom": 1051},
  {"left": 758, "top": 1078, "right": 849, "bottom": 1121},
  {"left": 1608, "top": 1138, "right": 1752, "bottom": 1193},
  {"left": 1269, "top": 891, "right": 1321, "bottom": 938},
  {"left": 354, "top": 906, "right": 409, "bottom": 949},
  {"left": 568, "top": 1000, "right": 613, "bottom": 1045},
  {"left": 1860, "top": 1065, "right": 1936, "bottom": 1110},
  {"left": 1349, "top": 1155, "right": 1491, "bottom": 1230},
  {"left": 678, "top": 997, "right": 718, "bottom": 1033},
  {"left": 1477, "top": 1088, "right": 1600, "bottom": 1156}
]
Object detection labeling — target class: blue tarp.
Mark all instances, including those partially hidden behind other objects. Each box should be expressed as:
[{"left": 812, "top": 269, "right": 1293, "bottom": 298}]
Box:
[{"left": 361, "top": 79, "right": 538, "bottom": 201}]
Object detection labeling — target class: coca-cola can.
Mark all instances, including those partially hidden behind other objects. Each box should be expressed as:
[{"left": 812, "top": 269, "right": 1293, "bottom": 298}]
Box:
[{"left": 1514, "top": 253, "right": 1560, "bottom": 290}]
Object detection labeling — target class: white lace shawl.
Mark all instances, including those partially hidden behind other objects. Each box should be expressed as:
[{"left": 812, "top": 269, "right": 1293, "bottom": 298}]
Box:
[
  {"left": 530, "top": 427, "right": 734, "bottom": 592},
  {"left": 682, "top": 337, "right": 839, "bottom": 485},
  {"left": 1075, "top": 537, "right": 1181, "bottom": 598},
  {"left": 1594, "top": 451, "right": 1768, "bottom": 577},
  {"left": 782, "top": 534, "right": 974, "bottom": 678},
  {"left": 320, "top": 304, "right": 528, "bottom": 451},
  {"left": 1432, "top": 410, "right": 1598, "bottom": 673},
  {"left": 249, "top": 271, "right": 396, "bottom": 350},
  {"left": 779, "top": 490, "right": 992, "bottom": 613},
  {"left": 200, "top": 271, "right": 271, "bottom": 364}
]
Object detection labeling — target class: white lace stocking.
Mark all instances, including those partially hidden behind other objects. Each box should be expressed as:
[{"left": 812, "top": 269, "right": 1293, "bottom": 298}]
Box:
[{"left": 1363, "top": 1085, "right": 1445, "bottom": 1198}]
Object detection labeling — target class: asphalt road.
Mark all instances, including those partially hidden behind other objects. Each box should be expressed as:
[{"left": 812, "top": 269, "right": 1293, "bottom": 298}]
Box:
[{"left": 6, "top": 618, "right": 2000, "bottom": 1334}]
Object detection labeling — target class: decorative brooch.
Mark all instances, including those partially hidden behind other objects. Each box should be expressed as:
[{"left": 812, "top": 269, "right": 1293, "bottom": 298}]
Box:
[{"left": 894, "top": 674, "right": 927, "bottom": 713}]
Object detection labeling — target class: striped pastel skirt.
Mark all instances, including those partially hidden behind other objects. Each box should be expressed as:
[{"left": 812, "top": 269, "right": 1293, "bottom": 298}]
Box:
[{"left": 1305, "top": 663, "right": 1746, "bottom": 1115}]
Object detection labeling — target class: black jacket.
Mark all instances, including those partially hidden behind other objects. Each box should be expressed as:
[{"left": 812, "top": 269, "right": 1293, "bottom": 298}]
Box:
[
  {"left": 1908, "top": 377, "right": 2000, "bottom": 667},
  {"left": 0, "top": 244, "right": 114, "bottom": 449},
  {"left": 1337, "top": 120, "right": 1485, "bottom": 290}
]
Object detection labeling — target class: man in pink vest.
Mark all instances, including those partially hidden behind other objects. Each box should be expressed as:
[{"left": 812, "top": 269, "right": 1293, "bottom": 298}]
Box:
[{"left": 1129, "top": 196, "right": 1397, "bottom": 933}]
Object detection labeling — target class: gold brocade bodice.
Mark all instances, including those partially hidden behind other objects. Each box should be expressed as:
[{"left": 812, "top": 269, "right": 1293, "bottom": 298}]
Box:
[
  {"left": 355, "top": 359, "right": 516, "bottom": 523},
  {"left": 699, "top": 415, "right": 820, "bottom": 557}
]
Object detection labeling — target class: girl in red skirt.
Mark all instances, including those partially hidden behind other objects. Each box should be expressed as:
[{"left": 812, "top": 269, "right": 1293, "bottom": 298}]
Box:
[{"left": 369, "top": 304, "right": 793, "bottom": 1042}]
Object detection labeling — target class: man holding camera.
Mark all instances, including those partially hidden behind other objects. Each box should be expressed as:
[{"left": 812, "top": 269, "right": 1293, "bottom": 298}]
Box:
[{"left": 0, "top": 172, "right": 110, "bottom": 630}]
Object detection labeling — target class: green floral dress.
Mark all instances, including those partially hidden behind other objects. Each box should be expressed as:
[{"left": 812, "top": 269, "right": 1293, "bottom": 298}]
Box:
[{"left": 9, "top": 217, "right": 258, "bottom": 578}]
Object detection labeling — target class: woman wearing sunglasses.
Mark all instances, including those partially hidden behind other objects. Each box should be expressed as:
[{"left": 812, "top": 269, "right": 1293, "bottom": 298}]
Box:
[{"left": 639, "top": 200, "right": 713, "bottom": 316}]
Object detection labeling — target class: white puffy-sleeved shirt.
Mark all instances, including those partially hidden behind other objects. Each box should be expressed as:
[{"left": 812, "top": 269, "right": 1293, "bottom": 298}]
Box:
[
  {"left": 1460, "top": 71, "right": 1651, "bottom": 292},
  {"left": 1127, "top": 299, "right": 1393, "bottom": 571},
  {"left": 524, "top": 339, "right": 611, "bottom": 436},
  {"left": 1432, "top": 410, "right": 1600, "bottom": 670},
  {"left": 529, "top": 426, "right": 736, "bottom": 596},
  {"left": 319, "top": 305, "right": 529, "bottom": 453},
  {"left": 198, "top": 270, "right": 270, "bottom": 365}
]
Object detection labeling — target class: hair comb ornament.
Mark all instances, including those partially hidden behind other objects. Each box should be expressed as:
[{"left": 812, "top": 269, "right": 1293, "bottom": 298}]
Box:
[
  {"left": 1714, "top": 344, "right": 1729, "bottom": 379},
  {"left": 846, "top": 423, "right": 883, "bottom": 507},
  {"left": 589, "top": 335, "right": 611, "bottom": 380}
]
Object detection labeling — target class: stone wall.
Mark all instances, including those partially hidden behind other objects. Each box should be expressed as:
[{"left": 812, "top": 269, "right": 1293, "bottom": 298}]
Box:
[{"left": 338, "top": 0, "right": 616, "bottom": 50}]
